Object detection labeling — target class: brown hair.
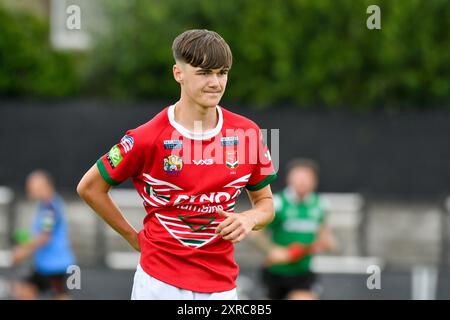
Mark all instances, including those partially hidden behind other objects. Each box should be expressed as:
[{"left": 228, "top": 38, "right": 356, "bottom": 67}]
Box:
[
  {"left": 286, "top": 158, "right": 320, "bottom": 178},
  {"left": 172, "top": 29, "right": 232, "bottom": 69}
]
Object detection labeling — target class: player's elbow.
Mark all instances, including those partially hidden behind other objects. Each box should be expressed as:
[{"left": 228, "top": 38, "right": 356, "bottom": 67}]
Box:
[
  {"left": 267, "top": 201, "right": 275, "bottom": 224},
  {"left": 76, "top": 177, "right": 91, "bottom": 200},
  {"left": 38, "top": 232, "right": 51, "bottom": 246},
  {"left": 77, "top": 169, "right": 110, "bottom": 202},
  {"left": 269, "top": 209, "right": 275, "bottom": 224}
]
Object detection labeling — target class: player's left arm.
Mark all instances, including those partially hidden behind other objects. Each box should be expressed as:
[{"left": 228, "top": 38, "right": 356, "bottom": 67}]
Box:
[
  {"left": 216, "top": 185, "right": 274, "bottom": 243},
  {"left": 12, "top": 232, "right": 51, "bottom": 265},
  {"left": 310, "top": 224, "right": 339, "bottom": 254}
]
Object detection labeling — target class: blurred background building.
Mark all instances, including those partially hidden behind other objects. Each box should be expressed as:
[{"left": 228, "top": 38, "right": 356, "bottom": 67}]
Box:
[{"left": 1, "top": 0, "right": 449, "bottom": 299}]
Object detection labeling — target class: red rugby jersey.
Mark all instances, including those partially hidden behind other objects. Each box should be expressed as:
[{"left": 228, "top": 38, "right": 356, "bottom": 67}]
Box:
[{"left": 97, "top": 104, "right": 277, "bottom": 292}]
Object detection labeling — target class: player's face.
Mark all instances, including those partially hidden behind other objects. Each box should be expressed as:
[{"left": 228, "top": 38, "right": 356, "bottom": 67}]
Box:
[
  {"left": 26, "top": 174, "right": 51, "bottom": 201},
  {"left": 175, "top": 63, "right": 229, "bottom": 108},
  {"left": 288, "top": 167, "right": 317, "bottom": 197}
]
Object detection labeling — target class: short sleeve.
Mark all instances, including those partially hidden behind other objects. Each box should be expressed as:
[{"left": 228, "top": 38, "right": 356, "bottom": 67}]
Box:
[
  {"left": 245, "top": 128, "right": 277, "bottom": 191},
  {"left": 96, "top": 130, "right": 142, "bottom": 185},
  {"left": 273, "top": 193, "right": 283, "bottom": 212},
  {"left": 317, "top": 197, "right": 328, "bottom": 225},
  {"left": 266, "top": 193, "right": 283, "bottom": 231}
]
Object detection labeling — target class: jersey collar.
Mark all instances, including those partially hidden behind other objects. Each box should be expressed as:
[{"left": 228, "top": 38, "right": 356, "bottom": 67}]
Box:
[
  {"left": 168, "top": 103, "right": 223, "bottom": 140},
  {"left": 285, "top": 187, "right": 314, "bottom": 204}
]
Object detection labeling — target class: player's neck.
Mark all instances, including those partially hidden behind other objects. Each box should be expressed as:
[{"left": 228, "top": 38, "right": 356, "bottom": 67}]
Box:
[
  {"left": 41, "top": 190, "right": 55, "bottom": 203},
  {"left": 286, "top": 187, "right": 311, "bottom": 203},
  {"left": 174, "top": 99, "right": 218, "bottom": 132}
]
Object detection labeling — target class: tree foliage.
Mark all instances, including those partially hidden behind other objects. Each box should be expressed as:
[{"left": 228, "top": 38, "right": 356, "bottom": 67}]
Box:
[
  {"left": 0, "top": 6, "right": 79, "bottom": 98},
  {"left": 1, "top": 1, "right": 449, "bottom": 109}
]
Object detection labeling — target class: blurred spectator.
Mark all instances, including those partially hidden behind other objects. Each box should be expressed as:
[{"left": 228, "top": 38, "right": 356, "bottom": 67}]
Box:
[
  {"left": 253, "top": 158, "right": 337, "bottom": 300},
  {"left": 11, "top": 170, "right": 75, "bottom": 300}
]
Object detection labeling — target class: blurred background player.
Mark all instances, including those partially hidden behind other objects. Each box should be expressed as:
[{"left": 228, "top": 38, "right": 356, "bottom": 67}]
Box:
[
  {"left": 11, "top": 170, "right": 75, "bottom": 300},
  {"left": 253, "top": 158, "right": 337, "bottom": 300}
]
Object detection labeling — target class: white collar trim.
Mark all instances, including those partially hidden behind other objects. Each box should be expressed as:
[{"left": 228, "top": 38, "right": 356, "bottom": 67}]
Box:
[
  {"left": 285, "top": 187, "right": 314, "bottom": 204},
  {"left": 168, "top": 103, "right": 223, "bottom": 140}
]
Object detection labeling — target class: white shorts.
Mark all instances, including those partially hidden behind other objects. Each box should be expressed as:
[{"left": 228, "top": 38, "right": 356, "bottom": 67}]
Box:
[{"left": 131, "top": 264, "right": 238, "bottom": 300}]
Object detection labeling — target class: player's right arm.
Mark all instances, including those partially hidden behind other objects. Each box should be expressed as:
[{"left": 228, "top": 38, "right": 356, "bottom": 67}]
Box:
[
  {"left": 77, "top": 164, "right": 140, "bottom": 251},
  {"left": 12, "top": 205, "right": 57, "bottom": 264}
]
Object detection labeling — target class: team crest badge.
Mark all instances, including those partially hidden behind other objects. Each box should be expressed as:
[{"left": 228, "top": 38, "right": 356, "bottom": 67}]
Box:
[
  {"left": 225, "top": 150, "right": 239, "bottom": 169},
  {"left": 163, "top": 155, "right": 183, "bottom": 176}
]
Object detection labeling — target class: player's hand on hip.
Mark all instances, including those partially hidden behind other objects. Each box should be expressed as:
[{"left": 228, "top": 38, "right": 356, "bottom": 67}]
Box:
[{"left": 215, "top": 209, "right": 256, "bottom": 243}]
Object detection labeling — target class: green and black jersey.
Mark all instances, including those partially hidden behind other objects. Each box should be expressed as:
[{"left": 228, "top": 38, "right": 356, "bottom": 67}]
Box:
[{"left": 267, "top": 188, "right": 326, "bottom": 275}]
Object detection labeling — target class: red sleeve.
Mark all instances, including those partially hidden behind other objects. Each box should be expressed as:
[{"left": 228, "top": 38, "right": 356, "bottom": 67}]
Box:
[
  {"left": 245, "top": 128, "right": 277, "bottom": 191},
  {"left": 96, "top": 130, "right": 143, "bottom": 185}
]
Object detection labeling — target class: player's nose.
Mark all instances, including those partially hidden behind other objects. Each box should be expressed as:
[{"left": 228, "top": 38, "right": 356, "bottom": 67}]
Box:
[{"left": 208, "top": 74, "right": 221, "bottom": 88}]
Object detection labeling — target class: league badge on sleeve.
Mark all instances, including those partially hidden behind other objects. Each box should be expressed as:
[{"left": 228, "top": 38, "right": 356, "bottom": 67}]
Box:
[
  {"left": 163, "top": 155, "right": 184, "bottom": 176},
  {"left": 120, "top": 135, "right": 134, "bottom": 153},
  {"left": 107, "top": 145, "right": 123, "bottom": 168}
]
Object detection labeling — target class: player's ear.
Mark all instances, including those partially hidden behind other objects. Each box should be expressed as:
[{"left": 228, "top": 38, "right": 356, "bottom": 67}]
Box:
[{"left": 173, "top": 63, "right": 184, "bottom": 84}]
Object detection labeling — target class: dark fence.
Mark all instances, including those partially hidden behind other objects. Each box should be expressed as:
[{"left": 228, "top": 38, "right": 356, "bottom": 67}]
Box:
[{"left": 1, "top": 101, "right": 449, "bottom": 198}]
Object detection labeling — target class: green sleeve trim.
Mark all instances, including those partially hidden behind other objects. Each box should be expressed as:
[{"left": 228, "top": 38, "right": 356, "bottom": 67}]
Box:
[
  {"left": 96, "top": 158, "right": 121, "bottom": 186},
  {"left": 246, "top": 173, "right": 277, "bottom": 191}
]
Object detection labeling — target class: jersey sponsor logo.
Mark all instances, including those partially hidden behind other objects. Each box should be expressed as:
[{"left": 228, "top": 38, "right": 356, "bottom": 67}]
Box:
[
  {"left": 176, "top": 203, "right": 231, "bottom": 214},
  {"left": 193, "top": 159, "right": 214, "bottom": 165},
  {"left": 107, "top": 145, "right": 123, "bottom": 168},
  {"left": 174, "top": 192, "right": 238, "bottom": 206},
  {"left": 140, "top": 173, "right": 249, "bottom": 210},
  {"left": 163, "top": 155, "right": 183, "bottom": 176},
  {"left": 120, "top": 135, "right": 134, "bottom": 153},
  {"left": 140, "top": 174, "right": 252, "bottom": 248},
  {"left": 164, "top": 140, "right": 183, "bottom": 149},
  {"left": 220, "top": 136, "right": 239, "bottom": 146},
  {"left": 226, "top": 150, "right": 239, "bottom": 169},
  {"left": 171, "top": 174, "right": 250, "bottom": 207}
]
